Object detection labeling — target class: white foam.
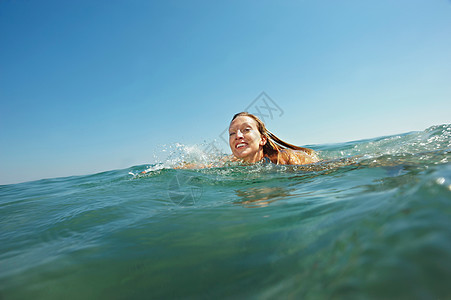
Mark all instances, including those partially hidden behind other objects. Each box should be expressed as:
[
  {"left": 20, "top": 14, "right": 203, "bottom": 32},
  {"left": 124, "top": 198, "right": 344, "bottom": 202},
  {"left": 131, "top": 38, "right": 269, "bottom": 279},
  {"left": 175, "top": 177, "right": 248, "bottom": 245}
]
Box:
[{"left": 138, "top": 142, "right": 228, "bottom": 175}]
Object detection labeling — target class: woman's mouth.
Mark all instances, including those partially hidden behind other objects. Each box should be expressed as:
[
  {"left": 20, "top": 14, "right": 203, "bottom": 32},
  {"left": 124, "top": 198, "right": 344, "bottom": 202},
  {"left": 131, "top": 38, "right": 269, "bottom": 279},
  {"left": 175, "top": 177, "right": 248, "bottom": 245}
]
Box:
[{"left": 236, "top": 143, "right": 247, "bottom": 149}]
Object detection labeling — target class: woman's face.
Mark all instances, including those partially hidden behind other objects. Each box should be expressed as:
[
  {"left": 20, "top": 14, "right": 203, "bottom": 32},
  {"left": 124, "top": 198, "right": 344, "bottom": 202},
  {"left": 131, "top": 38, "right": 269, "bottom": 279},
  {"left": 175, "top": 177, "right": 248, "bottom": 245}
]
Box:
[{"left": 229, "top": 116, "right": 267, "bottom": 162}]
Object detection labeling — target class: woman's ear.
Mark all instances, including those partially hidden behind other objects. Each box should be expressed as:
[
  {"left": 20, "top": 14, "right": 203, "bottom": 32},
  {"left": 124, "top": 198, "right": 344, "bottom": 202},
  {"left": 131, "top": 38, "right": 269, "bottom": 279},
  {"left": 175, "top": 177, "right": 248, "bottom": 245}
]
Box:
[{"left": 260, "top": 134, "right": 267, "bottom": 146}]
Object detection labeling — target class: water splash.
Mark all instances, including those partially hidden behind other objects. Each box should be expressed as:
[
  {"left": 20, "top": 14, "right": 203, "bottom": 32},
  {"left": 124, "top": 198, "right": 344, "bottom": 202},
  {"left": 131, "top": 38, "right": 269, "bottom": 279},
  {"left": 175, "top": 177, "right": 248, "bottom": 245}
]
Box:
[
  {"left": 130, "top": 142, "right": 228, "bottom": 177},
  {"left": 128, "top": 125, "right": 451, "bottom": 178},
  {"left": 318, "top": 124, "right": 451, "bottom": 160}
]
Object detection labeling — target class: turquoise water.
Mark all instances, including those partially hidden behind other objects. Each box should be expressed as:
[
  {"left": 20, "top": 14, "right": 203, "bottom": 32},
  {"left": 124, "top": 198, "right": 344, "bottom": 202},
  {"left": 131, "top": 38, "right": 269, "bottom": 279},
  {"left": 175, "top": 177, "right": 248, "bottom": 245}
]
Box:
[{"left": 1, "top": 125, "right": 451, "bottom": 299}]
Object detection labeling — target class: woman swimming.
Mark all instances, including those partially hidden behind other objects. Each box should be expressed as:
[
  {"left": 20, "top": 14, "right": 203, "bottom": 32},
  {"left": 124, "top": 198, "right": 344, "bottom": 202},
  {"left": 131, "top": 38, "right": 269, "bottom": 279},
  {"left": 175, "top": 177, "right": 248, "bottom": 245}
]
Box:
[
  {"left": 228, "top": 112, "right": 319, "bottom": 165},
  {"left": 164, "top": 112, "right": 319, "bottom": 171}
]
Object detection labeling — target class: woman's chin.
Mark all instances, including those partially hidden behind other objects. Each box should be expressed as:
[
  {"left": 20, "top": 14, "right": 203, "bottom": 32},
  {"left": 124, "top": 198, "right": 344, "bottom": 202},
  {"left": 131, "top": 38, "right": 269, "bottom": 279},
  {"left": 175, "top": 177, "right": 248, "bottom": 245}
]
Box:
[
  {"left": 234, "top": 152, "right": 255, "bottom": 163},
  {"left": 233, "top": 153, "right": 247, "bottom": 160},
  {"left": 234, "top": 148, "right": 249, "bottom": 156}
]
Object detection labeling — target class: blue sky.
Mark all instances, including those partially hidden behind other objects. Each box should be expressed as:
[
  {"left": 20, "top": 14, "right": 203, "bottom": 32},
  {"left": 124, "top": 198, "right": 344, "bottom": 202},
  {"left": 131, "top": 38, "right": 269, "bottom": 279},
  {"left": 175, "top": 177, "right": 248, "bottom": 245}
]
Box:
[{"left": 1, "top": 0, "right": 450, "bottom": 184}]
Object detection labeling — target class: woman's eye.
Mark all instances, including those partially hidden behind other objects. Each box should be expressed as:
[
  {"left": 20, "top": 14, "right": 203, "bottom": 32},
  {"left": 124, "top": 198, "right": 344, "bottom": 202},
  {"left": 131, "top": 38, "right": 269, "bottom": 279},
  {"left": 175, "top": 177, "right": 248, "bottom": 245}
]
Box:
[{"left": 229, "top": 132, "right": 235, "bottom": 136}]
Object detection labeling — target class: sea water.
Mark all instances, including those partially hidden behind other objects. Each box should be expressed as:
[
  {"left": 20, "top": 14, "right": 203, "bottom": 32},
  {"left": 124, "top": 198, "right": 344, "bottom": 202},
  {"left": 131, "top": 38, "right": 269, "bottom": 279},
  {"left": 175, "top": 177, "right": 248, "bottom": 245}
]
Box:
[{"left": 1, "top": 125, "right": 450, "bottom": 299}]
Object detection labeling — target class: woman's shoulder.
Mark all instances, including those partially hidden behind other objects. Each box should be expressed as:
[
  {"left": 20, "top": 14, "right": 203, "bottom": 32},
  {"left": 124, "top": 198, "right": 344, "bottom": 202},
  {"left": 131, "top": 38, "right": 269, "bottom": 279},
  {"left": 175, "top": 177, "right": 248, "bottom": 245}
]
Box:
[{"left": 278, "top": 149, "right": 320, "bottom": 165}]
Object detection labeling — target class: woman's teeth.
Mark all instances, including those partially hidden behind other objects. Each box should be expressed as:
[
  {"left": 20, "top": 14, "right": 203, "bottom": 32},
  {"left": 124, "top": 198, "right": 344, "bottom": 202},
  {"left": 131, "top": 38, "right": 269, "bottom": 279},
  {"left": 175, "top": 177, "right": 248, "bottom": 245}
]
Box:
[{"left": 236, "top": 143, "right": 246, "bottom": 149}]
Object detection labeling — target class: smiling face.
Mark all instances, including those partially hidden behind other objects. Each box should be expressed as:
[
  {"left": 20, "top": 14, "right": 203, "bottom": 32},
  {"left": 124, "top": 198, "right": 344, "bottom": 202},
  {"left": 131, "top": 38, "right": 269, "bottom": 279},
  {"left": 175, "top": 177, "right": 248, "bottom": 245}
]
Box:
[{"left": 229, "top": 116, "right": 267, "bottom": 163}]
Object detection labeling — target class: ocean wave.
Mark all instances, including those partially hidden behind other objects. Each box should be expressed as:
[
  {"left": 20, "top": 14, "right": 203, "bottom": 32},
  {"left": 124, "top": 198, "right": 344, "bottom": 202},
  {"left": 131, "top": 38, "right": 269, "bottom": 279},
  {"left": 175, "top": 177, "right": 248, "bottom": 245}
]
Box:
[{"left": 1, "top": 124, "right": 450, "bottom": 299}]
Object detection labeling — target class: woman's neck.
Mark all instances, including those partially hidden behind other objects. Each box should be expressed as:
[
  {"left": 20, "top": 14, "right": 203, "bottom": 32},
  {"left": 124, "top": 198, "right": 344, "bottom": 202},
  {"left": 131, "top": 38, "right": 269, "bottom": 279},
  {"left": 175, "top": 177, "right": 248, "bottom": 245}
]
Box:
[{"left": 242, "top": 150, "right": 264, "bottom": 163}]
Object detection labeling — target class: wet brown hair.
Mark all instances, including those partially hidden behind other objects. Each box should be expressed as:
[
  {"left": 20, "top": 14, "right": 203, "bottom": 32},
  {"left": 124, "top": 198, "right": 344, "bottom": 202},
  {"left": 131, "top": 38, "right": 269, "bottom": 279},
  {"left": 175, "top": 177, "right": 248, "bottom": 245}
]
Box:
[{"left": 230, "top": 112, "right": 316, "bottom": 157}]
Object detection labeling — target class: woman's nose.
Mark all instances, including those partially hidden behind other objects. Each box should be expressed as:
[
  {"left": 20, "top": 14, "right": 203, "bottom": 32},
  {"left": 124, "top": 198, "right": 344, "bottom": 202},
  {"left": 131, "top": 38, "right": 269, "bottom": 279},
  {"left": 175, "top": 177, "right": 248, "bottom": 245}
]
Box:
[{"left": 236, "top": 130, "right": 244, "bottom": 138}]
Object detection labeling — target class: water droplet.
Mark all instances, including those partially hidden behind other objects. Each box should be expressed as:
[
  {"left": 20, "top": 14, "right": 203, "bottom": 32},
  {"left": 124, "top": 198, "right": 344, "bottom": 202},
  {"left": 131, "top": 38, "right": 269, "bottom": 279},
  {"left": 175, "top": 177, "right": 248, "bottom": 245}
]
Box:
[{"left": 436, "top": 177, "right": 445, "bottom": 185}]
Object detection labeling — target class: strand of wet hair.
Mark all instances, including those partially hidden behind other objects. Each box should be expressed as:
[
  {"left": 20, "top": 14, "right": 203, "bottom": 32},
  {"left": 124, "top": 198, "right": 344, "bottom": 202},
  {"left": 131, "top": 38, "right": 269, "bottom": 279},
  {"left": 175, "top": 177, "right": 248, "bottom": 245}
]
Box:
[{"left": 267, "top": 131, "right": 315, "bottom": 155}]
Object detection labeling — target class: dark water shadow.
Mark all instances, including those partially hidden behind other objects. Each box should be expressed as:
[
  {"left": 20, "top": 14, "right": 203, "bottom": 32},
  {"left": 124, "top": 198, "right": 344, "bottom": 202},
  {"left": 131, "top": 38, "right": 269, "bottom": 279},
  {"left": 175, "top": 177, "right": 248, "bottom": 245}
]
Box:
[{"left": 233, "top": 186, "right": 296, "bottom": 207}]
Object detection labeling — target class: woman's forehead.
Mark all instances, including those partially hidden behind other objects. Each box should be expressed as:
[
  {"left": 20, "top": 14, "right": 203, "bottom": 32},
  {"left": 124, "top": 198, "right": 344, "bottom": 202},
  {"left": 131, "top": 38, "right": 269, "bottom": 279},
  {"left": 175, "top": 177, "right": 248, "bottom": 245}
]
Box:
[{"left": 229, "top": 116, "right": 258, "bottom": 128}]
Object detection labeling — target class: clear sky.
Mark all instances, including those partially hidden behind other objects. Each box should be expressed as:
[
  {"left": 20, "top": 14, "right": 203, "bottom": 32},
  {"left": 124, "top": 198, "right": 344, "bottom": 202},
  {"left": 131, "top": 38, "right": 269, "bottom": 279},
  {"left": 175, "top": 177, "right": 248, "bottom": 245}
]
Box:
[{"left": 1, "top": 0, "right": 450, "bottom": 184}]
